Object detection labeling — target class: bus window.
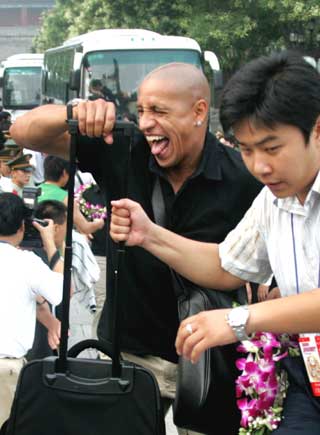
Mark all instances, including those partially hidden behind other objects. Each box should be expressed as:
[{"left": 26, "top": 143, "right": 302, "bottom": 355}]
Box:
[
  {"left": 83, "top": 49, "right": 201, "bottom": 116},
  {"left": 3, "top": 67, "right": 41, "bottom": 110}
]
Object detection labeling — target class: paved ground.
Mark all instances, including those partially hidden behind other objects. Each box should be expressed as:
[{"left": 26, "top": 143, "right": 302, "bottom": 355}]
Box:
[{"left": 69, "top": 293, "right": 178, "bottom": 435}]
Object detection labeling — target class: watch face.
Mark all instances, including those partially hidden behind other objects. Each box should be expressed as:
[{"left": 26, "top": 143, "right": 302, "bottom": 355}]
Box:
[{"left": 229, "top": 306, "right": 249, "bottom": 327}]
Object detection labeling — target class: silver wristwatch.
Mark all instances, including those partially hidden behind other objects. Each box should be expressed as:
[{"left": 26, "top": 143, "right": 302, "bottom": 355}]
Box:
[{"left": 226, "top": 305, "right": 251, "bottom": 341}]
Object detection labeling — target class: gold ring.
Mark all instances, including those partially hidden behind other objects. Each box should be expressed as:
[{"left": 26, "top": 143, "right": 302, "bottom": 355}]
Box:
[{"left": 186, "top": 323, "right": 193, "bottom": 335}]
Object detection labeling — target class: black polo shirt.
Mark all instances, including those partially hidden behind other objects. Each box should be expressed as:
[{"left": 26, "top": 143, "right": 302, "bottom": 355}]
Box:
[{"left": 77, "top": 130, "right": 262, "bottom": 363}]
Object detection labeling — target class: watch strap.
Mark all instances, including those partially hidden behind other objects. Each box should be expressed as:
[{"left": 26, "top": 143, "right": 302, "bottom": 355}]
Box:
[
  {"left": 234, "top": 326, "right": 251, "bottom": 341},
  {"left": 66, "top": 102, "right": 73, "bottom": 121},
  {"left": 227, "top": 305, "right": 251, "bottom": 342}
]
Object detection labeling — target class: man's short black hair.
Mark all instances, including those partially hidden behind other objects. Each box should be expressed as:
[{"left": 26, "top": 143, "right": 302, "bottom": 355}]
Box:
[
  {"left": 44, "top": 155, "right": 70, "bottom": 182},
  {"left": 220, "top": 50, "right": 320, "bottom": 144},
  {"left": 0, "top": 192, "right": 28, "bottom": 236},
  {"left": 0, "top": 111, "right": 11, "bottom": 122},
  {"left": 90, "top": 79, "right": 103, "bottom": 89},
  {"left": 35, "top": 200, "right": 67, "bottom": 225}
]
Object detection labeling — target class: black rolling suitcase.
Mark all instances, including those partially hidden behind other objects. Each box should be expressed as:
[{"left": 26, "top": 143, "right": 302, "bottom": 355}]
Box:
[{"left": 4, "top": 119, "right": 165, "bottom": 435}]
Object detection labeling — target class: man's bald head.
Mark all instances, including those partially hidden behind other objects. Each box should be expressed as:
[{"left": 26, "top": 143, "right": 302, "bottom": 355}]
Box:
[{"left": 140, "top": 63, "right": 211, "bottom": 107}]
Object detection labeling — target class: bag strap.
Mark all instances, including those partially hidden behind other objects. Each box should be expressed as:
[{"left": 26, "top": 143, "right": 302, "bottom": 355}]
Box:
[
  {"left": 75, "top": 170, "right": 84, "bottom": 186},
  {"left": 151, "top": 177, "right": 188, "bottom": 300},
  {"left": 152, "top": 177, "right": 166, "bottom": 227}
]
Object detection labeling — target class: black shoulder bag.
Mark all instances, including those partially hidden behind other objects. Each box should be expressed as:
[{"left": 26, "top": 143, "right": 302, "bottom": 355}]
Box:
[
  {"left": 152, "top": 177, "right": 211, "bottom": 431},
  {"left": 152, "top": 177, "right": 243, "bottom": 435}
]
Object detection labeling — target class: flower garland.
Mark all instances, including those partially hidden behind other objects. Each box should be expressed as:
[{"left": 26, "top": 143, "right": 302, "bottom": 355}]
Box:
[
  {"left": 236, "top": 332, "right": 300, "bottom": 434},
  {"left": 75, "top": 183, "right": 107, "bottom": 220}
]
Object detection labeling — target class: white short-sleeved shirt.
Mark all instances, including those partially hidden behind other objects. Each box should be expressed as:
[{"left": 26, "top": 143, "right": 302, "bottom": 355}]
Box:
[
  {"left": 24, "top": 149, "right": 45, "bottom": 184},
  {"left": 0, "top": 243, "right": 63, "bottom": 358},
  {"left": 219, "top": 171, "right": 320, "bottom": 297}
]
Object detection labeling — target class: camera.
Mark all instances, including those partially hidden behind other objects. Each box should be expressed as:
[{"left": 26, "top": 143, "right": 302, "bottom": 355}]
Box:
[{"left": 21, "top": 187, "right": 48, "bottom": 249}]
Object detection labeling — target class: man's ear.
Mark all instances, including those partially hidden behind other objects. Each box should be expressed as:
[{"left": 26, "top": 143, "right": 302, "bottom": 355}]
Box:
[
  {"left": 194, "top": 98, "right": 208, "bottom": 123},
  {"left": 314, "top": 115, "right": 320, "bottom": 141}
]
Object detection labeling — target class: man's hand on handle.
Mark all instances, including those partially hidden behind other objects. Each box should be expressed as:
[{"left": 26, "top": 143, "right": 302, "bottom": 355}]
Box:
[
  {"left": 74, "top": 98, "right": 116, "bottom": 144},
  {"left": 110, "top": 199, "right": 154, "bottom": 248}
]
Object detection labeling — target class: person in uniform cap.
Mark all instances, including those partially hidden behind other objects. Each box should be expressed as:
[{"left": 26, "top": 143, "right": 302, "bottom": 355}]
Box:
[{"left": 7, "top": 153, "right": 33, "bottom": 197}]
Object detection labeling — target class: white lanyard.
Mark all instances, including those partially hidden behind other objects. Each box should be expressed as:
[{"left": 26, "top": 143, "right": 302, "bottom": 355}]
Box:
[{"left": 291, "top": 213, "right": 320, "bottom": 292}]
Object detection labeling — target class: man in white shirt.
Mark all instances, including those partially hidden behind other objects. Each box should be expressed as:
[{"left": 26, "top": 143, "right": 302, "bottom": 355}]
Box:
[
  {"left": 0, "top": 192, "right": 63, "bottom": 426},
  {"left": 109, "top": 51, "right": 320, "bottom": 434},
  {"left": 25, "top": 149, "right": 46, "bottom": 185}
]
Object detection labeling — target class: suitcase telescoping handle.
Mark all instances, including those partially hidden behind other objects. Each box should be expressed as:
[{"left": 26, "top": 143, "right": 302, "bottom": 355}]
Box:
[{"left": 56, "top": 116, "right": 135, "bottom": 375}]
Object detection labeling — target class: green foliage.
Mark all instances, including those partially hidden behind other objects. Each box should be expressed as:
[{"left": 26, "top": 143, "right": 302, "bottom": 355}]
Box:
[{"left": 33, "top": 0, "right": 320, "bottom": 76}]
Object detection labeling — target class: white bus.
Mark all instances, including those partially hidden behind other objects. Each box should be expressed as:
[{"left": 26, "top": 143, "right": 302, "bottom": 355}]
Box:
[
  {"left": 0, "top": 53, "right": 44, "bottom": 121},
  {"left": 42, "top": 28, "right": 222, "bottom": 119}
]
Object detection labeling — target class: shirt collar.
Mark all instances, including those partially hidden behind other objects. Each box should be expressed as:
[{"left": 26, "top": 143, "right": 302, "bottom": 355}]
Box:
[
  {"left": 148, "top": 132, "right": 223, "bottom": 181},
  {"left": 274, "top": 170, "right": 320, "bottom": 216}
]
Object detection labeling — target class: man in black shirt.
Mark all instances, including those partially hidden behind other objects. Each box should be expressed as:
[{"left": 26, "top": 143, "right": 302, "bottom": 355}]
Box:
[{"left": 10, "top": 63, "right": 262, "bottom": 435}]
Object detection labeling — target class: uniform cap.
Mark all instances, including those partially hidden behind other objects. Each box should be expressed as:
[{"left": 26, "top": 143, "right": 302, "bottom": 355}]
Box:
[
  {"left": 7, "top": 153, "right": 33, "bottom": 171},
  {"left": 0, "top": 146, "right": 21, "bottom": 162}
]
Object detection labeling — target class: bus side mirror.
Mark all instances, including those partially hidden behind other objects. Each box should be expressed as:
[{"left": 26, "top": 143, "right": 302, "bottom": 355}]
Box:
[
  {"left": 69, "top": 69, "right": 80, "bottom": 91},
  {"left": 204, "top": 50, "right": 220, "bottom": 71},
  {"left": 0, "top": 77, "right": 3, "bottom": 87},
  {"left": 204, "top": 50, "right": 223, "bottom": 90}
]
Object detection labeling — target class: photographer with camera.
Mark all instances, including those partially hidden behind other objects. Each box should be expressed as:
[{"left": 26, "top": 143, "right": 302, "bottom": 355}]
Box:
[
  {"left": 26, "top": 199, "right": 67, "bottom": 360},
  {"left": 0, "top": 192, "right": 63, "bottom": 427}
]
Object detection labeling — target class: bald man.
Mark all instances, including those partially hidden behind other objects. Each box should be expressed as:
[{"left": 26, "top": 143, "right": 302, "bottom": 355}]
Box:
[{"left": 10, "top": 63, "right": 262, "bottom": 435}]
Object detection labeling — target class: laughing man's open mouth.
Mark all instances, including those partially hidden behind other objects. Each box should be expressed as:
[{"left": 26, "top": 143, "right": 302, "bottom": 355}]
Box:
[{"left": 146, "top": 135, "right": 169, "bottom": 156}]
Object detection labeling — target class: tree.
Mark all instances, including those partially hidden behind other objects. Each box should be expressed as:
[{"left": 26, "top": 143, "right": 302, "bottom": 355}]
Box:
[
  {"left": 187, "top": 0, "right": 320, "bottom": 76},
  {"left": 33, "top": 0, "right": 191, "bottom": 52},
  {"left": 33, "top": 0, "right": 320, "bottom": 77}
]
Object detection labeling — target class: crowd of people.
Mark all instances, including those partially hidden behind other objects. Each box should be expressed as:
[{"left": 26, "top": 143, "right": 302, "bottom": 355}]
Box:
[
  {"left": 0, "top": 110, "right": 107, "bottom": 428},
  {"left": 0, "top": 49, "right": 320, "bottom": 435}
]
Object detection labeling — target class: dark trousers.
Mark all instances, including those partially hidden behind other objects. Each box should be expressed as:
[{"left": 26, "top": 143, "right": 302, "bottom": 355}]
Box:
[{"left": 273, "top": 357, "right": 320, "bottom": 434}]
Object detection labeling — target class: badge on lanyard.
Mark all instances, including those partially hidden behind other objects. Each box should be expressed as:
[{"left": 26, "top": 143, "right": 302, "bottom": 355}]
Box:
[
  {"left": 299, "top": 333, "right": 320, "bottom": 397},
  {"left": 291, "top": 213, "right": 320, "bottom": 396}
]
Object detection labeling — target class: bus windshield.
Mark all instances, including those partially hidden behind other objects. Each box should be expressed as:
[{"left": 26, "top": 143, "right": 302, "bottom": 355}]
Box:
[
  {"left": 3, "top": 67, "right": 42, "bottom": 109},
  {"left": 83, "top": 49, "right": 202, "bottom": 118}
]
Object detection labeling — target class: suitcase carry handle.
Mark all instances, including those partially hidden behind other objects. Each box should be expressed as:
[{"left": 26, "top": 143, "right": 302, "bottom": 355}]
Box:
[
  {"left": 57, "top": 116, "right": 135, "bottom": 376},
  {"left": 43, "top": 357, "right": 134, "bottom": 395},
  {"left": 67, "top": 339, "right": 114, "bottom": 358}
]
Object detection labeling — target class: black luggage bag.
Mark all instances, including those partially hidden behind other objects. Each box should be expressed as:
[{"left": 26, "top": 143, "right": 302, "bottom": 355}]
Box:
[
  {"left": 4, "top": 119, "right": 165, "bottom": 435},
  {"left": 5, "top": 342, "right": 165, "bottom": 435}
]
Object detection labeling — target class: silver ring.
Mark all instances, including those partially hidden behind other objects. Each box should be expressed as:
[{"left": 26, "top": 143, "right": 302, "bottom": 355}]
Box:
[{"left": 186, "top": 323, "right": 193, "bottom": 335}]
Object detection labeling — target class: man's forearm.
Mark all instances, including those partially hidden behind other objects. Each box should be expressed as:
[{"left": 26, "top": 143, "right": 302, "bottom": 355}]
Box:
[
  {"left": 248, "top": 288, "right": 320, "bottom": 334},
  {"left": 10, "top": 105, "right": 70, "bottom": 158},
  {"left": 42, "top": 239, "right": 63, "bottom": 274},
  {"left": 142, "top": 223, "right": 243, "bottom": 290},
  {"left": 36, "top": 300, "right": 52, "bottom": 329}
]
